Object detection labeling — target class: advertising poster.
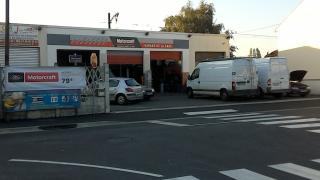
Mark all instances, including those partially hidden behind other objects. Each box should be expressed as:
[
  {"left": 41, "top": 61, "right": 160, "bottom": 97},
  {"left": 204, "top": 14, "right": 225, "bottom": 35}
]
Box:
[
  {"left": 3, "top": 90, "right": 81, "bottom": 112},
  {"left": 4, "top": 67, "right": 86, "bottom": 91}
]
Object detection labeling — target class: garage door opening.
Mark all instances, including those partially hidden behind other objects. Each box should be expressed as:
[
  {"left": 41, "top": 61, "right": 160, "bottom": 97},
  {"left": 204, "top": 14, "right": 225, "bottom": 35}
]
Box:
[
  {"left": 150, "top": 51, "right": 182, "bottom": 93},
  {"left": 107, "top": 51, "right": 144, "bottom": 84}
]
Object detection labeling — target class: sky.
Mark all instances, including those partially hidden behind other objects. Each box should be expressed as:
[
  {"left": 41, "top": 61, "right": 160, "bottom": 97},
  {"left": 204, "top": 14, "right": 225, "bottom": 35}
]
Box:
[{"left": 0, "top": 0, "right": 302, "bottom": 56}]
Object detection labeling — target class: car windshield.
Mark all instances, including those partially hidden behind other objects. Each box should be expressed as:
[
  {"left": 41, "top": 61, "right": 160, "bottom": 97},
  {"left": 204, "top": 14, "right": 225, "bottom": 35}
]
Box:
[{"left": 125, "top": 79, "right": 140, "bottom": 86}]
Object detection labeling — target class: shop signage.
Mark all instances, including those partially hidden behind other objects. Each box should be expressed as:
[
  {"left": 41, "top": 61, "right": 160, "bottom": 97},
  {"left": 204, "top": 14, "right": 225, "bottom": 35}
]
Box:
[
  {"left": 69, "top": 53, "right": 82, "bottom": 64},
  {"left": 4, "top": 67, "right": 86, "bottom": 91},
  {"left": 110, "top": 37, "right": 140, "bottom": 48},
  {"left": 0, "top": 24, "right": 39, "bottom": 47},
  {"left": 3, "top": 89, "right": 81, "bottom": 112}
]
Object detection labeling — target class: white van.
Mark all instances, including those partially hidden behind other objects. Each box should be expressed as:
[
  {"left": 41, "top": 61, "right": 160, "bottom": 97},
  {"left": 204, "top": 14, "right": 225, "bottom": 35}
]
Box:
[
  {"left": 187, "top": 58, "right": 258, "bottom": 100},
  {"left": 254, "top": 57, "right": 290, "bottom": 98}
]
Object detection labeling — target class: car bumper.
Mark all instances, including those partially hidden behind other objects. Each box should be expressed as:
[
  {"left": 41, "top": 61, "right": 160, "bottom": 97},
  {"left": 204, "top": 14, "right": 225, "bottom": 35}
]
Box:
[
  {"left": 228, "top": 89, "right": 257, "bottom": 96},
  {"left": 126, "top": 93, "right": 143, "bottom": 101}
]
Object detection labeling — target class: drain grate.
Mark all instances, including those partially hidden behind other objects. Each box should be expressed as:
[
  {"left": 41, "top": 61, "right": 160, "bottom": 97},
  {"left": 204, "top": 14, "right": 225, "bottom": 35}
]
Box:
[{"left": 38, "top": 124, "right": 78, "bottom": 131}]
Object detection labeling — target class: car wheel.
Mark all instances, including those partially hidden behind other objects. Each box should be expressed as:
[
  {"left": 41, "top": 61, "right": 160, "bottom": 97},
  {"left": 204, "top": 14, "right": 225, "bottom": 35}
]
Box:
[
  {"left": 116, "top": 94, "right": 127, "bottom": 105},
  {"left": 257, "top": 87, "right": 265, "bottom": 99},
  {"left": 187, "top": 88, "right": 194, "bottom": 98},
  {"left": 300, "top": 93, "right": 308, "bottom": 97},
  {"left": 220, "top": 89, "right": 229, "bottom": 101}
]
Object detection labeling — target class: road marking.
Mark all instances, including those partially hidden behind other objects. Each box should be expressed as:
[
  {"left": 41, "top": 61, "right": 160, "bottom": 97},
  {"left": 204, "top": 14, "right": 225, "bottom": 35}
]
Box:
[
  {"left": 270, "top": 163, "right": 320, "bottom": 179},
  {"left": 204, "top": 112, "right": 261, "bottom": 119},
  {"left": 113, "top": 97, "right": 320, "bottom": 114},
  {"left": 0, "top": 126, "right": 42, "bottom": 135},
  {"left": 220, "top": 169, "right": 276, "bottom": 180},
  {"left": 280, "top": 123, "right": 320, "bottom": 129},
  {"left": 221, "top": 114, "right": 279, "bottom": 121},
  {"left": 163, "top": 176, "right": 200, "bottom": 180},
  {"left": 148, "top": 120, "right": 190, "bottom": 127},
  {"left": 9, "top": 159, "right": 163, "bottom": 178},
  {"left": 311, "top": 159, "right": 320, "bottom": 163},
  {"left": 259, "top": 118, "right": 320, "bottom": 125},
  {"left": 237, "top": 116, "right": 301, "bottom": 123},
  {"left": 184, "top": 109, "right": 238, "bottom": 116},
  {"left": 308, "top": 129, "right": 320, "bottom": 133}
]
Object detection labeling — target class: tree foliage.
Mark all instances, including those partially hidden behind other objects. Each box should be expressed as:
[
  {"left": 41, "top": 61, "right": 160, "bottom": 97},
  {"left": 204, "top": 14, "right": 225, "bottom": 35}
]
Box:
[{"left": 161, "top": 0, "right": 223, "bottom": 34}]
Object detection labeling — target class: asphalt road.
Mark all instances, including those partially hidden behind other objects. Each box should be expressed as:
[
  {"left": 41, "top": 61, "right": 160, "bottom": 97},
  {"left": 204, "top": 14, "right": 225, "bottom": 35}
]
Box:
[{"left": 1, "top": 97, "right": 320, "bottom": 179}]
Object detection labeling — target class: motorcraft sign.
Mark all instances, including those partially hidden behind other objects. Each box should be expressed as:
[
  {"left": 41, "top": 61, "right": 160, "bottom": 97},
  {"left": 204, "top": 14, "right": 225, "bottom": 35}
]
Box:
[{"left": 4, "top": 67, "right": 86, "bottom": 91}]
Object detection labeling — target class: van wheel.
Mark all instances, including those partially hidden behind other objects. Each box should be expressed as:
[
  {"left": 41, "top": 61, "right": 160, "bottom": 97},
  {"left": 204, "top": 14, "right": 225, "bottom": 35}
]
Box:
[
  {"left": 116, "top": 94, "right": 127, "bottom": 105},
  {"left": 187, "top": 88, "right": 194, "bottom": 98},
  {"left": 220, "top": 90, "right": 229, "bottom": 101},
  {"left": 273, "top": 93, "right": 283, "bottom": 99},
  {"left": 257, "top": 87, "right": 264, "bottom": 99}
]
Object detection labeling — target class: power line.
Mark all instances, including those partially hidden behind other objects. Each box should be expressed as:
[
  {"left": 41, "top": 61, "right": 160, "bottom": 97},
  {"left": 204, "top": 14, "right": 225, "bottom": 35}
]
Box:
[{"left": 238, "top": 24, "right": 279, "bottom": 34}]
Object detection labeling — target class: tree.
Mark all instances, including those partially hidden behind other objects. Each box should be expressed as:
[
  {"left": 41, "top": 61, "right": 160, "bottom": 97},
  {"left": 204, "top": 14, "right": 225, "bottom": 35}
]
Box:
[
  {"left": 161, "top": 0, "right": 223, "bottom": 34},
  {"left": 249, "top": 48, "right": 262, "bottom": 58},
  {"left": 256, "top": 48, "right": 261, "bottom": 58}
]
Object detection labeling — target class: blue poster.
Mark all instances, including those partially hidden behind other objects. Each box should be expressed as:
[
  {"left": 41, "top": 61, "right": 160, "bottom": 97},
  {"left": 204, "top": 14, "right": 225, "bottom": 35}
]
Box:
[
  {"left": 4, "top": 89, "right": 81, "bottom": 112},
  {"left": 25, "top": 89, "right": 81, "bottom": 110}
]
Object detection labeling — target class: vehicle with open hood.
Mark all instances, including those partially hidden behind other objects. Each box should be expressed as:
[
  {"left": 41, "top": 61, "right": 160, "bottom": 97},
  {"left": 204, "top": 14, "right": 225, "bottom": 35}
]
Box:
[{"left": 287, "top": 70, "right": 311, "bottom": 97}]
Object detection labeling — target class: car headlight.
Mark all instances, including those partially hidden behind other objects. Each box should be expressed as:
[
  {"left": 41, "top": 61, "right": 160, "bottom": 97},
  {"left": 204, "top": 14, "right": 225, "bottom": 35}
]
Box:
[{"left": 306, "top": 86, "right": 311, "bottom": 89}]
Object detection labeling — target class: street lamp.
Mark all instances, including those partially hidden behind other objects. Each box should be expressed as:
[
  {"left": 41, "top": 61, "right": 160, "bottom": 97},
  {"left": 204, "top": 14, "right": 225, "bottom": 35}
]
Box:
[
  {"left": 108, "top": 12, "right": 119, "bottom": 29},
  {"left": 5, "top": 0, "right": 10, "bottom": 66}
]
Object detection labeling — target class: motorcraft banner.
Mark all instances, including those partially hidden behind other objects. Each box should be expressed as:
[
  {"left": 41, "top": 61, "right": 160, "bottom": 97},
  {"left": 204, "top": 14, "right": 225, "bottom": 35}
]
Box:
[{"left": 4, "top": 67, "right": 86, "bottom": 91}]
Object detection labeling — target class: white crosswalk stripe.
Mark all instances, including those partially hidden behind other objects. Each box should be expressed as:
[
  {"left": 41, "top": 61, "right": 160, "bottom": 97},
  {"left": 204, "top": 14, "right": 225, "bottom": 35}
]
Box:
[
  {"left": 237, "top": 116, "right": 301, "bottom": 123},
  {"left": 148, "top": 120, "right": 190, "bottom": 127},
  {"left": 221, "top": 114, "right": 279, "bottom": 121},
  {"left": 163, "top": 176, "right": 200, "bottom": 180},
  {"left": 269, "top": 163, "right": 320, "bottom": 180},
  {"left": 280, "top": 123, "right": 320, "bottom": 129},
  {"left": 220, "top": 169, "right": 276, "bottom": 180},
  {"left": 258, "top": 118, "right": 320, "bottom": 125},
  {"left": 308, "top": 129, "right": 320, "bottom": 133},
  {"left": 184, "top": 109, "right": 238, "bottom": 116},
  {"left": 204, "top": 112, "right": 261, "bottom": 119}
]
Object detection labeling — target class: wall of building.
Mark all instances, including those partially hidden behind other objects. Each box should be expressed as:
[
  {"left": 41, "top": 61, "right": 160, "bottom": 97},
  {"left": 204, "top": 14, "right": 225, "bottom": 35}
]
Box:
[
  {"left": 278, "top": 0, "right": 320, "bottom": 95},
  {"left": 189, "top": 34, "right": 230, "bottom": 73}
]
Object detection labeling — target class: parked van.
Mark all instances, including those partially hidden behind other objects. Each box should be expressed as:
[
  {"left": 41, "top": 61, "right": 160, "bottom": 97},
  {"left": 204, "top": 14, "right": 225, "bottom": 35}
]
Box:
[
  {"left": 187, "top": 58, "right": 258, "bottom": 100},
  {"left": 254, "top": 57, "right": 290, "bottom": 98}
]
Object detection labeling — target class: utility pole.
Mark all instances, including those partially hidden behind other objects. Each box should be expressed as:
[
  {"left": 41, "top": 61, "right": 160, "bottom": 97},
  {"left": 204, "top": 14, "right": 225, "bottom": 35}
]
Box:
[
  {"left": 5, "top": 0, "right": 10, "bottom": 66},
  {"left": 108, "top": 12, "right": 119, "bottom": 29}
]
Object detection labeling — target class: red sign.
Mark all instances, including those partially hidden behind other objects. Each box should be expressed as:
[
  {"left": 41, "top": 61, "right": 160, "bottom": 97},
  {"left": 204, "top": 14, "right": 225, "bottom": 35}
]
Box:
[{"left": 25, "top": 72, "right": 59, "bottom": 82}]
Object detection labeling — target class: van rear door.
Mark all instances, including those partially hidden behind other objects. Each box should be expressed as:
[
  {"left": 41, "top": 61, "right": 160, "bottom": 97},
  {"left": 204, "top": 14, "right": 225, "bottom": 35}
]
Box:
[
  {"left": 233, "top": 59, "right": 253, "bottom": 91},
  {"left": 270, "top": 58, "right": 289, "bottom": 91}
]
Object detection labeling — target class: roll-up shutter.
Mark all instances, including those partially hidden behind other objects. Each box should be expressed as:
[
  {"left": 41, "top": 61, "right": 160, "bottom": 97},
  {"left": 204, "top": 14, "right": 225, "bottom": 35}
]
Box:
[
  {"left": 107, "top": 51, "right": 143, "bottom": 65},
  {"left": 150, "top": 51, "right": 181, "bottom": 61},
  {"left": 0, "top": 47, "right": 40, "bottom": 67}
]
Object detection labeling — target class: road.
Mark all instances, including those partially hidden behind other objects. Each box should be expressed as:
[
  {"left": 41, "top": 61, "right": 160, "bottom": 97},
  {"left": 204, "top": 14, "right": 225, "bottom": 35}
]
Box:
[{"left": 1, "top": 97, "right": 320, "bottom": 179}]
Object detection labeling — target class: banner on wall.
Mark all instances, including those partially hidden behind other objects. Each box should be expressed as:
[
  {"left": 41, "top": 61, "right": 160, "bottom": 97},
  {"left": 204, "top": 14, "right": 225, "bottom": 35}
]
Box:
[
  {"left": 4, "top": 67, "right": 86, "bottom": 91},
  {"left": 3, "top": 89, "right": 81, "bottom": 112}
]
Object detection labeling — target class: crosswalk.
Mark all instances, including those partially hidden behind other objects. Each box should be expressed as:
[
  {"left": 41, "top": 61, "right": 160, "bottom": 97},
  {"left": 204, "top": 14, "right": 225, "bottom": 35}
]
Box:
[
  {"left": 220, "top": 158, "right": 320, "bottom": 180},
  {"left": 184, "top": 109, "right": 320, "bottom": 134}
]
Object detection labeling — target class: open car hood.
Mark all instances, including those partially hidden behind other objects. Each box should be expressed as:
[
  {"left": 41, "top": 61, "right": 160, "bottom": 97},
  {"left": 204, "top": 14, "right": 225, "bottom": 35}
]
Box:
[{"left": 290, "top": 70, "right": 307, "bottom": 82}]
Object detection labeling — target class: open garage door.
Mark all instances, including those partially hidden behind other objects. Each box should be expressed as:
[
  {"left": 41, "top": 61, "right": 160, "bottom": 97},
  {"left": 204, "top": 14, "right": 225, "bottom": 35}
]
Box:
[
  {"left": 107, "top": 51, "right": 143, "bottom": 84},
  {"left": 150, "top": 51, "right": 182, "bottom": 93}
]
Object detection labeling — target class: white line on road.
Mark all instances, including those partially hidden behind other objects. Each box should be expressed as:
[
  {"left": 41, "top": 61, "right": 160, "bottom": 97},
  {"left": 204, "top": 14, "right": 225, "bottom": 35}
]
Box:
[
  {"left": 311, "top": 159, "right": 320, "bottom": 163},
  {"left": 203, "top": 112, "right": 261, "bottom": 119},
  {"left": 0, "top": 126, "right": 42, "bottom": 135},
  {"left": 113, "top": 97, "right": 320, "bottom": 114},
  {"left": 148, "top": 120, "right": 190, "bottom": 127},
  {"left": 221, "top": 114, "right": 279, "bottom": 121},
  {"left": 163, "top": 175, "right": 200, "bottom": 180},
  {"left": 280, "top": 123, "right": 320, "bottom": 129},
  {"left": 184, "top": 109, "right": 238, "bottom": 116},
  {"left": 269, "top": 163, "right": 320, "bottom": 179},
  {"left": 308, "top": 129, "right": 320, "bottom": 133},
  {"left": 220, "top": 169, "right": 276, "bottom": 180},
  {"left": 237, "top": 116, "right": 301, "bottom": 123},
  {"left": 9, "top": 159, "right": 163, "bottom": 178},
  {"left": 258, "top": 118, "right": 320, "bottom": 125}
]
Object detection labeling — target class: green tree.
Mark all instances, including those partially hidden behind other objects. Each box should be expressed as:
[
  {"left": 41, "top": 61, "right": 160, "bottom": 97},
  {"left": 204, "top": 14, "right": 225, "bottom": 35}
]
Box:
[
  {"left": 256, "top": 48, "right": 262, "bottom": 58},
  {"left": 161, "top": 0, "right": 223, "bottom": 34}
]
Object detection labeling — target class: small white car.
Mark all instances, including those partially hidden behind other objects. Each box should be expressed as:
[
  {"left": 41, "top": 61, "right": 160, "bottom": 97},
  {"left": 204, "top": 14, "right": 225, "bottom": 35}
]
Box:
[{"left": 109, "top": 78, "right": 143, "bottom": 105}]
